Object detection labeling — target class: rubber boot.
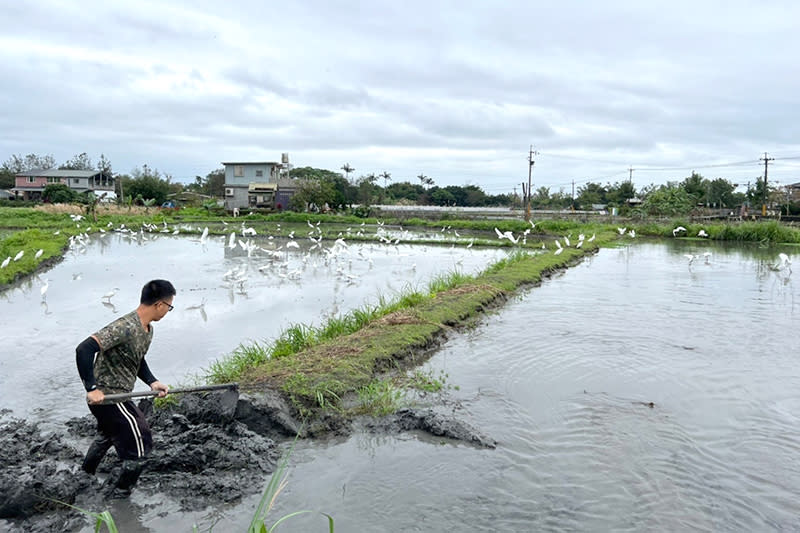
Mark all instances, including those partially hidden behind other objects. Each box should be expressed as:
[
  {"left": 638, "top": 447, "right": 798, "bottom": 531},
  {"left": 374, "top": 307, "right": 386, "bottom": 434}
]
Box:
[
  {"left": 81, "top": 436, "right": 113, "bottom": 475},
  {"left": 105, "top": 459, "right": 144, "bottom": 499}
]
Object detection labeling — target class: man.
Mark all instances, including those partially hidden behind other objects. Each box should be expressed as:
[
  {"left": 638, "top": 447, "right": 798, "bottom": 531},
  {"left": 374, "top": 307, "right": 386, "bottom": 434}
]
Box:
[{"left": 75, "top": 279, "right": 175, "bottom": 498}]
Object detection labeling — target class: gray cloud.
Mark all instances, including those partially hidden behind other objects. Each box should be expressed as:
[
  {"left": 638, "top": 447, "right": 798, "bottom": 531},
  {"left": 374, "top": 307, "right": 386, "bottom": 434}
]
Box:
[{"left": 1, "top": 0, "right": 799, "bottom": 191}]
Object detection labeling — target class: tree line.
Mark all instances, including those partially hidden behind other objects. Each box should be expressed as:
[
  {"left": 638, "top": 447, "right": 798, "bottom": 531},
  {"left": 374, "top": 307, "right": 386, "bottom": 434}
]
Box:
[{"left": 2, "top": 153, "right": 796, "bottom": 216}]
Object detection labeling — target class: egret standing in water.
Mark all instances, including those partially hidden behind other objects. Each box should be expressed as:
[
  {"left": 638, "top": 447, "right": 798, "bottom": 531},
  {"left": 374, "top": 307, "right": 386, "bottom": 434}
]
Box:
[
  {"left": 40, "top": 279, "right": 49, "bottom": 301},
  {"left": 102, "top": 288, "right": 120, "bottom": 302}
]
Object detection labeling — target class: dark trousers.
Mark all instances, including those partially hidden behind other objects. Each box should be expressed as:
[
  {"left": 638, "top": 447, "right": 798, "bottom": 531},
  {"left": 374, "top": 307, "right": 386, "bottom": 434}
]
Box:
[{"left": 88, "top": 400, "right": 153, "bottom": 460}]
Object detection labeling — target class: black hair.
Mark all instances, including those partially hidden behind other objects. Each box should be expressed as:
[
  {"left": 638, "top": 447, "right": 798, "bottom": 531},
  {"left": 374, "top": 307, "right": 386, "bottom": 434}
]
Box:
[{"left": 140, "top": 279, "right": 176, "bottom": 305}]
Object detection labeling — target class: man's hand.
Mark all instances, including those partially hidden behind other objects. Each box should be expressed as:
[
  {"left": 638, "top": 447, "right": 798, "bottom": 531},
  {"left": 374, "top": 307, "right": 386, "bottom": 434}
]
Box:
[
  {"left": 150, "top": 381, "right": 169, "bottom": 398},
  {"left": 86, "top": 389, "right": 105, "bottom": 405}
]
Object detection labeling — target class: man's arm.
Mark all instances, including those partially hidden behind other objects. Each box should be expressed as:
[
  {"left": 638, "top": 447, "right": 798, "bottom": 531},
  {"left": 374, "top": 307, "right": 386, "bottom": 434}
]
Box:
[
  {"left": 76, "top": 335, "right": 104, "bottom": 404},
  {"left": 138, "top": 358, "right": 169, "bottom": 397}
]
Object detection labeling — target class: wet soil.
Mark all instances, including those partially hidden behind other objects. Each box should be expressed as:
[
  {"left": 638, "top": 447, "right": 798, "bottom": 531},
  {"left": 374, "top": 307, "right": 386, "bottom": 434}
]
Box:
[
  {"left": 0, "top": 392, "right": 279, "bottom": 532},
  {"left": 1, "top": 387, "right": 493, "bottom": 531}
]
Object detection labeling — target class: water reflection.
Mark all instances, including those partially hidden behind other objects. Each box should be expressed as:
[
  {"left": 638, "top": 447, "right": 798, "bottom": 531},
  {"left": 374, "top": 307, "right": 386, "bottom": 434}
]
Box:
[{"left": 0, "top": 233, "right": 508, "bottom": 420}]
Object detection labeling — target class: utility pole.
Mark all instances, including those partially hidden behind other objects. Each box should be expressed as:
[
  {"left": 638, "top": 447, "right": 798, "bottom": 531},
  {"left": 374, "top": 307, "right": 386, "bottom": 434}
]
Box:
[
  {"left": 628, "top": 167, "right": 634, "bottom": 183},
  {"left": 521, "top": 183, "right": 527, "bottom": 210},
  {"left": 526, "top": 145, "right": 538, "bottom": 222},
  {"left": 571, "top": 180, "right": 575, "bottom": 211},
  {"left": 760, "top": 152, "right": 774, "bottom": 216}
]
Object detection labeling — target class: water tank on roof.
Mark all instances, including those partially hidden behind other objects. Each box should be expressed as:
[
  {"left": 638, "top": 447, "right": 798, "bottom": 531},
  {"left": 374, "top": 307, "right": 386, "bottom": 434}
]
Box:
[{"left": 281, "top": 153, "right": 289, "bottom": 164}]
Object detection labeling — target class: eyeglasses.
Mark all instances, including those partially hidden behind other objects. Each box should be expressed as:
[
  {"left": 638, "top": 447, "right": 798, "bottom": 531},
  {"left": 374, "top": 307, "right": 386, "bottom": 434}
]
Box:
[{"left": 160, "top": 301, "right": 174, "bottom": 312}]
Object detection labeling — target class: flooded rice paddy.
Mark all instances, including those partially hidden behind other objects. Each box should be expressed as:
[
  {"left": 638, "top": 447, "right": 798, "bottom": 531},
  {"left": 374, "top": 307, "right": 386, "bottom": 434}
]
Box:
[
  {"left": 2, "top": 234, "right": 799, "bottom": 531},
  {"left": 0, "top": 231, "right": 509, "bottom": 422}
]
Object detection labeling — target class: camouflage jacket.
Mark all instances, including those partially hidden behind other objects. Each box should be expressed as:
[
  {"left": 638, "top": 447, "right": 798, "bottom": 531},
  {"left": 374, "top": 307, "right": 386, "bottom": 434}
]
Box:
[{"left": 93, "top": 310, "right": 154, "bottom": 395}]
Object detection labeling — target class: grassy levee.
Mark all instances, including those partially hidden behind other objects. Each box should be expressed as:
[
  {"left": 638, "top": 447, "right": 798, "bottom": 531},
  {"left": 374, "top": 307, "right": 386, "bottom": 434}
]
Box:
[{"left": 212, "top": 244, "right": 591, "bottom": 419}]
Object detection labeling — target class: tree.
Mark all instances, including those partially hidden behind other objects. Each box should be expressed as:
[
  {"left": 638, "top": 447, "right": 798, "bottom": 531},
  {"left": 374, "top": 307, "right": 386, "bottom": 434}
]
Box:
[
  {"left": 640, "top": 183, "right": 694, "bottom": 216},
  {"left": 430, "top": 187, "right": 456, "bottom": 206},
  {"left": 379, "top": 171, "right": 392, "bottom": 188},
  {"left": 606, "top": 180, "right": 637, "bottom": 206},
  {"left": 576, "top": 182, "right": 607, "bottom": 209},
  {"left": 682, "top": 172, "right": 707, "bottom": 205},
  {"left": 417, "top": 173, "right": 434, "bottom": 188},
  {"left": 60, "top": 152, "right": 94, "bottom": 170},
  {"left": 97, "top": 154, "right": 113, "bottom": 174},
  {"left": 287, "top": 166, "right": 350, "bottom": 209},
  {"left": 42, "top": 183, "right": 77, "bottom": 203},
  {"left": 707, "top": 178, "right": 736, "bottom": 208},
  {"left": 124, "top": 165, "right": 172, "bottom": 205},
  {"left": 531, "top": 186, "right": 552, "bottom": 208},
  {"left": 357, "top": 173, "right": 379, "bottom": 206},
  {"left": 2, "top": 153, "right": 56, "bottom": 172},
  {"left": 289, "top": 179, "right": 339, "bottom": 212},
  {"left": 386, "top": 181, "right": 424, "bottom": 203},
  {"left": 341, "top": 163, "right": 355, "bottom": 183}
]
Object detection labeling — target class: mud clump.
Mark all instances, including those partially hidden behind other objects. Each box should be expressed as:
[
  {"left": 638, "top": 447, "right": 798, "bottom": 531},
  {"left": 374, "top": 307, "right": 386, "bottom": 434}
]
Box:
[{"left": 365, "top": 407, "right": 497, "bottom": 448}]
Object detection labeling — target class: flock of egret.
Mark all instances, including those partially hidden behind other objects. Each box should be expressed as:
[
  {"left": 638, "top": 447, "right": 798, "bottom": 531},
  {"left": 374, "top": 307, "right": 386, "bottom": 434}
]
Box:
[{"left": 6, "top": 214, "right": 796, "bottom": 314}]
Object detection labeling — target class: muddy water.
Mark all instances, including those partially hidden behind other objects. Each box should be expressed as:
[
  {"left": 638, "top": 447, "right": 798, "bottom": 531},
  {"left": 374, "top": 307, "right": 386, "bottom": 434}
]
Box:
[
  {"left": 141, "top": 241, "right": 796, "bottom": 533},
  {"left": 4, "top": 238, "right": 800, "bottom": 532},
  {"left": 0, "top": 232, "right": 508, "bottom": 423}
]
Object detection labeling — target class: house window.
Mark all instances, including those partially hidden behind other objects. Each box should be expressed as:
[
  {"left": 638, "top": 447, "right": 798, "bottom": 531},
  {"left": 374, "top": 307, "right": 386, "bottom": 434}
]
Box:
[
  {"left": 234, "top": 165, "right": 244, "bottom": 177},
  {"left": 256, "top": 170, "right": 263, "bottom": 177},
  {"left": 74, "top": 178, "right": 80, "bottom": 184},
  {"left": 47, "top": 177, "right": 60, "bottom": 183},
  {"left": 27, "top": 177, "right": 35, "bottom": 183}
]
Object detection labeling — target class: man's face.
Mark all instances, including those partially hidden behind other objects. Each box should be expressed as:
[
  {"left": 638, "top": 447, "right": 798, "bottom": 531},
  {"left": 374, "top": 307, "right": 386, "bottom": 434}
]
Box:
[{"left": 153, "top": 296, "right": 174, "bottom": 321}]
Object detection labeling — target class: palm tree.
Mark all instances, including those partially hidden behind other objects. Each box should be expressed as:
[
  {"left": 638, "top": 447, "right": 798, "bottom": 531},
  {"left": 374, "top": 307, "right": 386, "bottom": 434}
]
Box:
[
  {"left": 341, "top": 163, "right": 355, "bottom": 183},
  {"left": 418, "top": 173, "right": 434, "bottom": 188},
  {"left": 380, "top": 171, "right": 392, "bottom": 189}
]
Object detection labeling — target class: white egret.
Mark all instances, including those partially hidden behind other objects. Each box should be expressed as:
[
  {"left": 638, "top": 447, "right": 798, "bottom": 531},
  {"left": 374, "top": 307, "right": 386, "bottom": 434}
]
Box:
[
  {"left": 673, "top": 226, "right": 687, "bottom": 237},
  {"left": 564, "top": 236, "right": 571, "bottom": 247},
  {"left": 703, "top": 251, "right": 712, "bottom": 265},
  {"left": 684, "top": 254, "right": 696, "bottom": 266},
  {"left": 34, "top": 249, "right": 44, "bottom": 259},
  {"left": 228, "top": 232, "right": 236, "bottom": 249},
  {"left": 698, "top": 229, "right": 709, "bottom": 238},
  {"left": 286, "top": 241, "right": 300, "bottom": 249},
  {"left": 40, "top": 279, "right": 49, "bottom": 301},
  {"left": 13, "top": 250, "right": 24, "bottom": 261},
  {"left": 1, "top": 256, "right": 10, "bottom": 268},
  {"left": 628, "top": 229, "right": 636, "bottom": 238},
  {"left": 587, "top": 233, "right": 596, "bottom": 242},
  {"left": 102, "top": 288, "right": 120, "bottom": 302},
  {"left": 617, "top": 227, "right": 627, "bottom": 235},
  {"left": 200, "top": 226, "right": 209, "bottom": 242},
  {"left": 772, "top": 253, "right": 792, "bottom": 271}
]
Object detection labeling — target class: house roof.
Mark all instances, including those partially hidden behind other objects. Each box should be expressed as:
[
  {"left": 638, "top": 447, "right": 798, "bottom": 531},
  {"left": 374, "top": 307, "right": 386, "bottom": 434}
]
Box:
[{"left": 15, "top": 169, "right": 109, "bottom": 178}]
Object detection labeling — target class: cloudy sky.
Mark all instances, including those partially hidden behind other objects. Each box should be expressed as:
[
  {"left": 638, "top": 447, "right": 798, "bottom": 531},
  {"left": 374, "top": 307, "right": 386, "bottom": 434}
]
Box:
[{"left": 2, "top": 0, "right": 800, "bottom": 195}]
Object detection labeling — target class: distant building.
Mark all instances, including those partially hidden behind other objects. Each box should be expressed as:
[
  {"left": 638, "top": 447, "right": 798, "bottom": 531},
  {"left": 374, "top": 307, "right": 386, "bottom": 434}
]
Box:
[
  {"left": 12, "top": 169, "right": 114, "bottom": 201},
  {"left": 787, "top": 182, "right": 800, "bottom": 203},
  {"left": 221, "top": 159, "right": 303, "bottom": 210}
]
